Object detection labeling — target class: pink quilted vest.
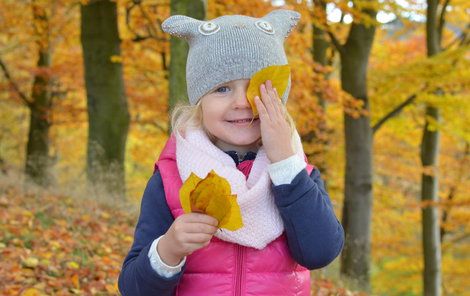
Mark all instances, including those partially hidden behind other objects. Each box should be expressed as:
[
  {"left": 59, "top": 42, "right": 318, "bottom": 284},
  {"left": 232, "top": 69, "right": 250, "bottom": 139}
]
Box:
[{"left": 155, "top": 136, "right": 313, "bottom": 296}]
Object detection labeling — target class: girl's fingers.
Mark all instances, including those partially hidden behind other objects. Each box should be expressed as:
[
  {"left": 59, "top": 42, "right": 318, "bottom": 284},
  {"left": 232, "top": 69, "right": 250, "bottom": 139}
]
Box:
[
  {"left": 185, "top": 233, "right": 214, "bottom": 244},
  {"left": 255, "top": 96, "right": 270, "bottom": 122},
  {"left": 266, "top": 80, "right": 277, "bottom": 99},
  {"left": 185, "top": 223, "right": 218, "bottom": 234},
  {"left": 260, "top": 83, "right": 276, "bottom": 116},
  {"left": 271, "top": 87, "right": 284, "bottom": 118},
  {"left": 264, "top": 81, "right": 284, "bottom": 119},
  {"left": 184, "top": 213, "right": 218, "bottom": 226},
  {"left": 258, "top": 80, "right": 288, "bottom": 125}
]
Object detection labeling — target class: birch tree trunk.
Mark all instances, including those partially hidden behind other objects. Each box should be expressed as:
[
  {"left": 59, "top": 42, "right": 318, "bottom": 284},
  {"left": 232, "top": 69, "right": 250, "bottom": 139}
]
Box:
[{"left": 421, "top": 0, "right": 442, "bottom": 294}]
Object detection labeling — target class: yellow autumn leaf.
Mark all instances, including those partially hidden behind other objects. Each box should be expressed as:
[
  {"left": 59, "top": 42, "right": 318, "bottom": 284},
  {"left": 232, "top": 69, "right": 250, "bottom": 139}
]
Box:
[
  {"left": 246, "top": 64, "right": 291, "bottom": 116},
  {"left": 179, "top": 170, "right": 243, "bottom": 231},
  {"left": 22, "top": 257, "right": 39, "bottom": 269},
  {"left": 67, "top": 261, "right": 80, "bottom": 269},
  {"left": 50, "top": 241, "right": 61, "bottom": 251},
  {"left": 100, "top": 211, "right": 110, "bottom": 219},
  {"left": 179, "top": 172, "right": 203, "bottom": 213},
  {"left": 219, "top": 194, "right": 244, "bottom": 231},
  {"left": 191, "top": 172, "right": 231, "bottom": 221},
  {"left": 20, "top": 288, "right": 42, "bottom": 296},
  {"left": 105, "top": 283, "right": 118, "bottom": 293}
]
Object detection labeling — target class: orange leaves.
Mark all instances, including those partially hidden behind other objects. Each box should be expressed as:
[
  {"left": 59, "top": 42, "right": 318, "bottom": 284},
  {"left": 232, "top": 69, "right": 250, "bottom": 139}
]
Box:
[
  {"left": 246, "top": 65, "right": 291, "bottom": 117},
  {"left": 311, "top": 276, "right": 367, "bottom": 296},
  {"left": 0, "top": 184, "right": 132, "bottom": 295},
  {"left": 180, "top": 170, "right": 243, "bottom": 231}
]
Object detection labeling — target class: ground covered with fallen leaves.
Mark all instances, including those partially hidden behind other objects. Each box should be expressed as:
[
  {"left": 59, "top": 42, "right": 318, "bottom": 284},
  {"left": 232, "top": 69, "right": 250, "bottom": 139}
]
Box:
[
  {"left": 0, "top": 178, "right": 360, "bottom": 295},
  {"left": 0, "top": 180, "right": 135, "bottom": 295}
]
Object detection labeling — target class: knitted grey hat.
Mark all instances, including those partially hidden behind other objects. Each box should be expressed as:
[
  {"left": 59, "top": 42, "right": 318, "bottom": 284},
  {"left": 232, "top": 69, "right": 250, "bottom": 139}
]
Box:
[{"left": 161, "top": 9, "right": 301, "bottom": 105}]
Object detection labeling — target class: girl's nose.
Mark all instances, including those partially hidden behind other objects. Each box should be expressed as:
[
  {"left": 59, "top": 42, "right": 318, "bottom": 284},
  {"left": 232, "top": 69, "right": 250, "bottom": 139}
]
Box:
[{"left": 233, "top": 88, "right": 250, "bottom": 108}]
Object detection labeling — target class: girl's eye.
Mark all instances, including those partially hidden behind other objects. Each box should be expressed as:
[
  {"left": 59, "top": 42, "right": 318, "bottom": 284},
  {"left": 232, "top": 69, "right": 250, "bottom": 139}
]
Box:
[{"left": 215, "top": 86, "right": 230, "bottom": 93}]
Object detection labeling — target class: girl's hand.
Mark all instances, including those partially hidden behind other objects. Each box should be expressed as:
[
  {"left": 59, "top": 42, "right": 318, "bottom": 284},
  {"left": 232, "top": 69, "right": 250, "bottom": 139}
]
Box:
[
  {"left": 254, "top": 80, "right": 294, "bottom": 163},
  {"left": 158, "top": 213, "right": 218, "bottom": 266}
]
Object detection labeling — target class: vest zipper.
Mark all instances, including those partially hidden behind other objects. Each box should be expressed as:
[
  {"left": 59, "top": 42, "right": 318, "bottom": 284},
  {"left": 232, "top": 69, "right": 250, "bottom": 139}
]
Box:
[{"left": 235, "top": 244, "right": 245, "bottom": 296}]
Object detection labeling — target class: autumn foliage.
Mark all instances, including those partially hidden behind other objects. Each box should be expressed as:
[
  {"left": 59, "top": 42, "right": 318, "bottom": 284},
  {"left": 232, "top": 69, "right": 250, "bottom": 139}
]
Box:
[
  {"left": 0, "top": 179, "right": 132, "bottom": 295},
  {"left": 0, "top": 0, "right": 469, "bottom": 295}
]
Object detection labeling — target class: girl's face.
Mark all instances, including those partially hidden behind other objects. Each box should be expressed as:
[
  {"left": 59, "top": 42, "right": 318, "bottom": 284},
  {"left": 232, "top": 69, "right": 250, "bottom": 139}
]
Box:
[{"left": 200, "top": 79, "right": 261, "bottom": 153}]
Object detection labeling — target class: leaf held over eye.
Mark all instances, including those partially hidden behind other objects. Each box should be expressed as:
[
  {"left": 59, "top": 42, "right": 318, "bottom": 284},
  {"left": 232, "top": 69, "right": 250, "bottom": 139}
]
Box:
[
  {"left": 246, "top": 64, "right": 291, "bottom": 117},
  {"left": 179, "top": 170, "right": 243, "bottom": 231}
]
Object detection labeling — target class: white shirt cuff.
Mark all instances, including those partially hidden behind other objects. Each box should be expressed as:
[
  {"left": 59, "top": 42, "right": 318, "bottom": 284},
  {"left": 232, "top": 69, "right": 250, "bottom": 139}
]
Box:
[
  {"left": 148, "top": 235, "right": 186, "bottom": 278},
  {"left": 268, "top": 154, "right": 307, "bottom": 186}
]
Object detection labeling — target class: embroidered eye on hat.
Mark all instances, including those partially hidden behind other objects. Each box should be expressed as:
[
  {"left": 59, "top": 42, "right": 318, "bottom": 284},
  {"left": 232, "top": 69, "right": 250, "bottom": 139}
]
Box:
[{"left": 161, "top": 9, "right": 301, "bottom": 105}]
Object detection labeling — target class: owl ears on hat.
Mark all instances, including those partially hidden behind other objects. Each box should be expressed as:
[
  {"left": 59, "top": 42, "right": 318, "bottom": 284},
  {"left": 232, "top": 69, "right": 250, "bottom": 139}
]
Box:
[
  {"left": 161, "top": 15, "right": 204, "bottom": 41},
  {"left": 262, "top": 9, "right": 301, "bottom": 39},
  {"left": 161, "top": 9, "right": 301, "bottom": 42}
]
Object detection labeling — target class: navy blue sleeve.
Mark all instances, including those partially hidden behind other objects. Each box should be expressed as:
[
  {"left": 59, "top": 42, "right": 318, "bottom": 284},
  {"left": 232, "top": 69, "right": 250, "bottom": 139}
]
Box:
[
  {"left": 273, "top": 168, "right": 344, "bottom": 269},
  {"left": 118, "top": 172, "right": 182, "bottom": 296}
]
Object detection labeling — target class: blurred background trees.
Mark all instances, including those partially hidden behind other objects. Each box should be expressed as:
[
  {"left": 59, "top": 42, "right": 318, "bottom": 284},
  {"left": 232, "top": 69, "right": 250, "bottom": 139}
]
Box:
[
  {"left": 81, "top": 0, "right": 130, "bottom": 199},
  {"left": 0, "top": 0, "right": 468, "bottom": 295}
]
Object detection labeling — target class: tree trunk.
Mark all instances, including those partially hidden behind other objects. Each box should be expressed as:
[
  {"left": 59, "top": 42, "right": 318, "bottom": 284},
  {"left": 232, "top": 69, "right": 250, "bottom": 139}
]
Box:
[
  {"left": 421, "top": 0, "right": 442, "bottom": 294},
  {"left": 167, "top": 0, "right": 206, "bottom": 133},
  {"left": 25, "top": 51, "right": 52, "bottom": 186},
  {"left": 80, "top": 0, "right": 130, "bottom": 198},
  {"left": 339, "top": 8, "right": 376, "bottom": 291},
  {"left": 421, "top": 106, "right": 441, "bottom": 296},
  {"left": 306, "top": 0, "right": 330, "bottom": 178},
  {"left": 25, "top": 1, "right": 52, "bottom": 187},
  {"left": 312, "top": 0, "right": 329, "bottom": 109}
]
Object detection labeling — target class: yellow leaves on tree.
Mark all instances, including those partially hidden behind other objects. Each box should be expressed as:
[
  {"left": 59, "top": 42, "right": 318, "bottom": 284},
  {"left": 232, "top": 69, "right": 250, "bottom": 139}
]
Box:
[
  {"left": 246, "top": 64, "right": 291, "bottom": 117},
  {"left": 180, "top": 170, "right": 243, "bottom": 231}
]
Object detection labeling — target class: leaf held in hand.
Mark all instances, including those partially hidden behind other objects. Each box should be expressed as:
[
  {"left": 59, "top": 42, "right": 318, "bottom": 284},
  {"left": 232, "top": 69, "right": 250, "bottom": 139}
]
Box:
[
  {"left": 179, "top": 170, "right": 243, "bottom": 231},
  {"left": 179, "top": 172, "right": 202, "bottom": 213},
  {"left": 246, "top": 64, "right": 291, "bottom": 116}
]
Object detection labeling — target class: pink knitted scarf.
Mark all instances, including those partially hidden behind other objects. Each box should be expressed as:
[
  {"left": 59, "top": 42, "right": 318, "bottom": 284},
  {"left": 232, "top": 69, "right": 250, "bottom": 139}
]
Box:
[{"left": 175, "top": 128, "right": 306, "bottom": 249}]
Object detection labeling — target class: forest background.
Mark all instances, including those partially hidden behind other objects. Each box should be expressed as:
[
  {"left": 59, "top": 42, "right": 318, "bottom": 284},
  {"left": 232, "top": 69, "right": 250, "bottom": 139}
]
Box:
[{"left": 0, "top": 0, "right": 468, "bottom": 295}]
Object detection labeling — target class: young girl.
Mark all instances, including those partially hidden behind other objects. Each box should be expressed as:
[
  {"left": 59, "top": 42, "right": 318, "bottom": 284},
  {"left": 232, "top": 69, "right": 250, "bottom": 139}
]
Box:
[{"left": 119, "top": 9, "right": 344, "bottom": 296}]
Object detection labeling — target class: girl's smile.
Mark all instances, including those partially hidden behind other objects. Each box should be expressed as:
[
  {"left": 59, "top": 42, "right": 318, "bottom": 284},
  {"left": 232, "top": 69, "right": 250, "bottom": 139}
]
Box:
[{"left": 226, "top": 117, "right": 259, "bottom": 125}]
